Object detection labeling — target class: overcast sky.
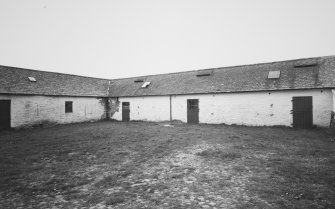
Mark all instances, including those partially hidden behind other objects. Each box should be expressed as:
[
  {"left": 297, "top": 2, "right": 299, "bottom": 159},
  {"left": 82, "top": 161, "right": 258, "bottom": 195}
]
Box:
[{"left": 0, "top": 0, "right": 335, "bottom": 79}]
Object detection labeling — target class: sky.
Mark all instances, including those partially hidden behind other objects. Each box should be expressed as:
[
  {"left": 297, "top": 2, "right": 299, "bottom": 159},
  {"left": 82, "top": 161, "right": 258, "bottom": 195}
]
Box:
[{"left": 0, "top": 0, "right": 335, "bottom": 79}]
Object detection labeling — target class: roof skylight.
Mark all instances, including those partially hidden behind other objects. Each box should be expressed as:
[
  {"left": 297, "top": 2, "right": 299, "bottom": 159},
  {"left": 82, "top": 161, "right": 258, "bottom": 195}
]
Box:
[
  {"left": 293, "top": 63, "right": 318, "bottom": 68},
  {"left": 196, "top": 73, "right": 211, "bottom": 77},
  {"left": 28, "top": 77, "right": 36, "bottom": 82},
  {"left": 196, "top": 70, "right": 213, "bottom": 77},
  {"left": 141, "top": 81, "right": 151, "bottom": 88},
  {"left": 268, "top": 71, "right": 280, "bottom": 79}
]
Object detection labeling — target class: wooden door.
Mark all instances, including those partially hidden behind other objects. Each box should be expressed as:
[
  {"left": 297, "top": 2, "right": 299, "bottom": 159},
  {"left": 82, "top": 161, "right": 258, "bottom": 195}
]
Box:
[
  {"left": 122, "top": 102, "right": 130, "bottom": 122},
  {"left": 292, "top": 96, "right": 313, "bottom": 128},
  {"left": 187, "top": 99, "right": 199, "bottom": 124},
  {"left": 0, "top": 100, "right": 10, "bottom": 130}
]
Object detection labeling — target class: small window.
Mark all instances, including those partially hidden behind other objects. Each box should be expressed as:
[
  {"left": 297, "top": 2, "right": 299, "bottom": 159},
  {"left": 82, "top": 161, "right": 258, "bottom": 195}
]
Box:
[
  {"left": 65, "top": 101, "right": 73, "bottom": 113},
  {"left": 268, "top": 71, "right": 280, "bottom": 79},
  {"left": 122, "top": 102, "right": 130, "bottom": 110},
  {"left": 141, "top": 81, "right": 151, "bottom": 88},
  {"left": 28, "top": 77, "right": 36, "bottom": 82},
  {"left": 188, "top": 99, "right": 199, "bottom": 110}
]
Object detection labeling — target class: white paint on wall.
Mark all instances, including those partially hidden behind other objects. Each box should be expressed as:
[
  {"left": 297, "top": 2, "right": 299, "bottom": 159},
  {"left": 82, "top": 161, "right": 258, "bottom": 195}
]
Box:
[
  {"left": 113, "top": 89, "right": 332, "bottom": 127},
  {"left": 171, "top": 89, "right": 332, "bottom": 127},
  {"left": 1, "top": 89, "right": 332, "bottom": 128},
  {"left": 113, "top": 96, "right": 170, "bottom": 122},
  {"left": 0, "top": 95, "right": 106, "bottom": 128}
]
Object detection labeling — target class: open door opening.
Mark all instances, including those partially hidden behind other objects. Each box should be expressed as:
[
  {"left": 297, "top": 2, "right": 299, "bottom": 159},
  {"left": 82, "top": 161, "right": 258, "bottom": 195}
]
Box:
[{"left": 0, "top": 100, "right": 11, "bottom": 130}]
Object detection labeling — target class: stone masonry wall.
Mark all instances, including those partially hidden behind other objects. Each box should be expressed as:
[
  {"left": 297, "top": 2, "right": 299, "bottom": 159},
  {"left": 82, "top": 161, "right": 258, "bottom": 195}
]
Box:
[
  {"left": 112, "top": 89, "right": 333, "bottom": 127},
  {"left": 172, "top": 89, "right": 332, "bottom": 127},
  {"left": 0, "top": 95, "right": 106, "bottom": 128}
]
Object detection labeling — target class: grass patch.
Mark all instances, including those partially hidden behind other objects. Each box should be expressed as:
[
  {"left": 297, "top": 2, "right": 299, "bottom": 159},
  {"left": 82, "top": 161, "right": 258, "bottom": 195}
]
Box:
[
  {"left": 94, "top": 175, "right": 119, "bottom": 188},
  {"left": 196, "top": 148, "right": 241, "bottom": 161},
  {"left": 106, "top": 192, "right": 126, "bottom": 205},
  {"left": 0, "top": 121, "right": 334, "bottom": 208}
]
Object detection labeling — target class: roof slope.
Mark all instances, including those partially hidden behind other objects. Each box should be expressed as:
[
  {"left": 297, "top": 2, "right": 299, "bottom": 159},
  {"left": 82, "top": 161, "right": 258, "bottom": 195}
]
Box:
[
  {"left": 0, "top": 66, "right": 110, "bottom": 97},
  {"left": 109, "top": 56, "right": 335, "bottom": 97},
  {"left": 1, "top": 56, "right": 335, "bottom": 97}
]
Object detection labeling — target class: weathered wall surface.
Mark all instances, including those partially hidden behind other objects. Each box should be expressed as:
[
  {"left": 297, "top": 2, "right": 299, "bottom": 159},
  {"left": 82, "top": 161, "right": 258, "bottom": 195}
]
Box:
[
  {"left": 0, "top": 95, "right": 106, "bottom": 128},
  {"left": 2, "top": 89, "right": 332, "bottom": 128},
  {"left": 171, "top": 89, "right": 332, "bottom": 127},
  {"left": 113, "top": 89, "right": 332, "bottom": 127},
  {"left": 112, "top": 96, "right": 170, "bottom": 122}
]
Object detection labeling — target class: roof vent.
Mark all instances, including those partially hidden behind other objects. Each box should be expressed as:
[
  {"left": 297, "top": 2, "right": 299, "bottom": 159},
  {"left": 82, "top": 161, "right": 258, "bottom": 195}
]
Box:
[
  {"left": 141, "top": 81, "right": 151, "bottom": 88},
  {"left": 28, "top": 77, "right": 36, "bottom": 82},
  {"left": 293, "top": 63, "right": 317, "bottom": 68},
  {"left": 134, "top": 79, "right": 144, "bottom": 83},
  {"left": 268, "top": 71, "right": 280, "bottom": 79},
  {"left": 196, "top": 73, "right": 211, "bottom": 77},
  {"left": 196, "top": 70, "right": 213, "bottom": 77}
]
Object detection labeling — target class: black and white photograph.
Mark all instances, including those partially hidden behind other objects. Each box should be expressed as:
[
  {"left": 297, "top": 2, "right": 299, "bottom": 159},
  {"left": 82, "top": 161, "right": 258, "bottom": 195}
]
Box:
[{"left": 0, "top": 0, "right": 335, "bottom": 208}]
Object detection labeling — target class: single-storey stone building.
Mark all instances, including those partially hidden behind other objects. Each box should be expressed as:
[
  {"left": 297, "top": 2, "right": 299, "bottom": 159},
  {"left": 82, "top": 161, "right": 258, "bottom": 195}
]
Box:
[{"left": 1, "top": 55, "right": 335, "bottom": 130}]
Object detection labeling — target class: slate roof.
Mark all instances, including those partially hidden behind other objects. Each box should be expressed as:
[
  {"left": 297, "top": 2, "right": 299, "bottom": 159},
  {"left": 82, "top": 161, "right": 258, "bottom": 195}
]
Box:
[
  {"left": 109, "top": 55, "right": 335, "bottom": 97},
  {"left": 1, "top": 56, "right": 335, "bottom": 97},
  {"left": 0, "top": 66, "right": 110, "bottom": 97}
]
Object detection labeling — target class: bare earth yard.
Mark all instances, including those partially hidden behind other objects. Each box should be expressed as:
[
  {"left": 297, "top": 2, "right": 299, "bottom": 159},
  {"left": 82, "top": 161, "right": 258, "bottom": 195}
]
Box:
[{"left": 0, "top": 121, "right": 335, "bottom": 209}]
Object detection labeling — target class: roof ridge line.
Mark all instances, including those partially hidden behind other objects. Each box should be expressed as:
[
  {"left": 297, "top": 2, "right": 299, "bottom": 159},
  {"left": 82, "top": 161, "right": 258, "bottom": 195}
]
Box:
[
  {"left": 1, "top": 55, "right": 334, "bottom": 82},
  {"left": 110, "top": 55, "right": 334, "bottom": 81}
]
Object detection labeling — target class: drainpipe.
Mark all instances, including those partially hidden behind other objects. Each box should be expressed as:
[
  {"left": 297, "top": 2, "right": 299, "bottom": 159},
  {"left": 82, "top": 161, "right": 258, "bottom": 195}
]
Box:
[
  {"left": 331, "top": 90, "right": 335, "bottom": 128},
  {"left": 170, "top": 95, "right": 172, "bottom": 122}
]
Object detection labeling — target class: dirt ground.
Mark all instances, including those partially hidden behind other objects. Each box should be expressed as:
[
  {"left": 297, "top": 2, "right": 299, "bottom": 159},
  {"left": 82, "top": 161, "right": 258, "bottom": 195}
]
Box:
[{"left": 0, "top": 121, "right": 334, "bottom": 209}]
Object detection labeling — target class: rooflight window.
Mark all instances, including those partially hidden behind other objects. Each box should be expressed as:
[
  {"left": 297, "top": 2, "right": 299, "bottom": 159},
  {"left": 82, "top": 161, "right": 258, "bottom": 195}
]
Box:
[
  {"left": 141, "top": 81, "right": 151, "bottom": 88},
  {"left": 294, "top": 63, "right": 317, "bottom": 68},
  {"left": 196, "top": 73, "right": 211, "bottom": 77},
  {"left": 28, "top": 77, "right": 36, "bottom": 82},
  {"left": 196, "top": 70, "right": 213, "bottom": 77},
  {"left": 268, "top": 71, "right": 280, "bottom": 79},
  {"left": 134, "top": 79, "right": 144, "bottom": 83}
]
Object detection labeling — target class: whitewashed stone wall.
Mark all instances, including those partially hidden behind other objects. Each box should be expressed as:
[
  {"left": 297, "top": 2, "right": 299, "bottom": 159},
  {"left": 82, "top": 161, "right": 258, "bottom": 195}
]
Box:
[
  {"left": 113, "top": 89, "right": 333, "bottom": 127},
  {"left": 0, "top": 95, "right": 106, "bottom": 128},
  {"left": 112, "top": 96, "right": 170, "bottom": 122},
  {"left": 2, "top": 89, "right": 332, "bottom": 128},
  {"left": 172, "top": 89, "right": 332, "bottom": 127}
]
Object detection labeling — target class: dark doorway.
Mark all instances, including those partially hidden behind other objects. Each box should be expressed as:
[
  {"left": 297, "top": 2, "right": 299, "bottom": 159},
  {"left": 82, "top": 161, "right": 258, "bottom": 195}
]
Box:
[
  {"left": 122, "top": 102, "right": 130, "bottom": 122},
  {"left": 0, "top": 100, "right": 11, "bottom": 130},
  {"left": 292, "top": 96, "right": 313, "bottom": 128},
  {"left": 187, "top": 99, "right": 199, "bottom": 124}
]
